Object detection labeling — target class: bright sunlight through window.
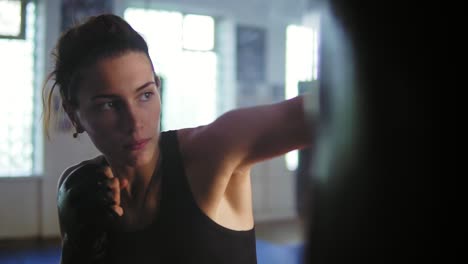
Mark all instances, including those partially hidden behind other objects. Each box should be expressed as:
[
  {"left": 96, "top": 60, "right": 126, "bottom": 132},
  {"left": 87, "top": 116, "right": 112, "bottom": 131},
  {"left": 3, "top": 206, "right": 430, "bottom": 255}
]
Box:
[
  {"left": 285, "top": 24, "right": 319, "bottom": 171},
  {"left": 0, "top": 0, "right": 22, "bottom": 36},
  {"left": 0, "top": 2, "right": 36, "bottom": 176},
  {"left": 183, "top": 15, "right": 214, "bottom": 51}
]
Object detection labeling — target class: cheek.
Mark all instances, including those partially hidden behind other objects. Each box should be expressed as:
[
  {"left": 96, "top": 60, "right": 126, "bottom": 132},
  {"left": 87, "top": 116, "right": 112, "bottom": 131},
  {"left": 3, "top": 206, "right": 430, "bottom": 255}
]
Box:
[
  {"left": 83, "top": 116, "right": 121, "bottom": 155},
  {"left": 143, "top": 99, "right": 161, "bottom": 123},
  {"left": 81, "top": 111, "right": 118, "bottom": 136}
]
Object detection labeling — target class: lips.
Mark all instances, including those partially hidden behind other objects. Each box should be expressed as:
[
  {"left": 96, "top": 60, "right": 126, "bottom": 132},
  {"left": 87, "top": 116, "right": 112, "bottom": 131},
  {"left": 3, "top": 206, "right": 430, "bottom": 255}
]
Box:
[{"left": 124, "top": 138, "right": 151, "bottom": 151}]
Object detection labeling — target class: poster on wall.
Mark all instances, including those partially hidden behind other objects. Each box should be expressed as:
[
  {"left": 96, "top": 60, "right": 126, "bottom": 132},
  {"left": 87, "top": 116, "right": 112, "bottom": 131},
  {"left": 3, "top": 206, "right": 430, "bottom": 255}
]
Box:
[
  {"left": 61, "top": 0, "right": 114, "bottom": 31},
  {"left": 236, "top": 25, "right": 266, "bottom": 84}
]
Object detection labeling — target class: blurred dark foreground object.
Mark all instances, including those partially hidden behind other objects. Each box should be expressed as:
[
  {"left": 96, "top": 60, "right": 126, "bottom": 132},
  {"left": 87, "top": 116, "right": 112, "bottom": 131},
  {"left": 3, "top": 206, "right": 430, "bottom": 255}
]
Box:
[{"left": 300, "top": 0, "right": 433, "bottom": 263}]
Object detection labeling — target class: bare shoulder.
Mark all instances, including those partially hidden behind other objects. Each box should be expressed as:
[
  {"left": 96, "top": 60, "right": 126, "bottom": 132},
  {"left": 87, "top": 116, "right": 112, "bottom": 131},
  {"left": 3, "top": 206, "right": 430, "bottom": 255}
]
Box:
[
  {"left": 176, "top": 126, "right": 211, "bottom": 165},
  {"left": 177, "top": 124, "right": 237, "bottom": 168},
  {"left": 177, "top": 126, "right": 219, "bottom": 151},
  {"left": 57, "top": 155, "right": 105, "bottom": 190}
]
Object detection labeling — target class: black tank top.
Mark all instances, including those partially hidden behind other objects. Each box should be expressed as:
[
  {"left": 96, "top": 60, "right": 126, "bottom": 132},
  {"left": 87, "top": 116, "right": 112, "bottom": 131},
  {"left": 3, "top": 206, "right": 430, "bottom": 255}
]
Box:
[{"left": 106, "top": 130, "right": 258, "bottom": 263}]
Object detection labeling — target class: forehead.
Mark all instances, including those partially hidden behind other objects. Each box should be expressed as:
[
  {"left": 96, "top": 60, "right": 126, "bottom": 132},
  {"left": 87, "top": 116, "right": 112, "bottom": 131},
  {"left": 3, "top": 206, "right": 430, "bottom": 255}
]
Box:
[{"left": 80, "top": 51, "right": 154, "bottom": 95}]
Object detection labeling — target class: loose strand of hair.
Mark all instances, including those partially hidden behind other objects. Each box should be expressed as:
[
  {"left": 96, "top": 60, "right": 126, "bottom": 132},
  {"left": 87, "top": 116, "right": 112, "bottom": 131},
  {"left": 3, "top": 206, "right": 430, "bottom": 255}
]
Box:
[{"left": 42, "top": 71, "right": 59, "bottom": 140}]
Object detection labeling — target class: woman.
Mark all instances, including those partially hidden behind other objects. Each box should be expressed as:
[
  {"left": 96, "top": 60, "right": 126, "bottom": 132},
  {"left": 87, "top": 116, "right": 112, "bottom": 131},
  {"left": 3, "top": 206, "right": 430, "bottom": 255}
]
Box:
[{"left": 45, "top": 14, "right": 314, "bottom": 263}]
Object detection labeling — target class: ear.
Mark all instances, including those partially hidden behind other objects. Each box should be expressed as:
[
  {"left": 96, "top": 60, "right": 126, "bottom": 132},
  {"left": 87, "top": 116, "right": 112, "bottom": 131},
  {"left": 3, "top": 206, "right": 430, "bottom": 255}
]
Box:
[{"left": 62, "top": 102, "right": 84, "bottom": 133}]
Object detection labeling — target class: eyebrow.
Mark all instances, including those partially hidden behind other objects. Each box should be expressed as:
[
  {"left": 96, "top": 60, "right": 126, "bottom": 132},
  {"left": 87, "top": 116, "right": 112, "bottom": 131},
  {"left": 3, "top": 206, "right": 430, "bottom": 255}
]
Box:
[{"left": 90, "top": 81, "right": 156, "bottom": 101}]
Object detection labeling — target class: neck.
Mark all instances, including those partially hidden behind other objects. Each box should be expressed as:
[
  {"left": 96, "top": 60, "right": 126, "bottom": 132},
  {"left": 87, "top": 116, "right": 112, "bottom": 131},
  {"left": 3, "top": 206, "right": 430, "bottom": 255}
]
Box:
[{"left": 107, "top": 148, "right": 160, "bottom": 200}]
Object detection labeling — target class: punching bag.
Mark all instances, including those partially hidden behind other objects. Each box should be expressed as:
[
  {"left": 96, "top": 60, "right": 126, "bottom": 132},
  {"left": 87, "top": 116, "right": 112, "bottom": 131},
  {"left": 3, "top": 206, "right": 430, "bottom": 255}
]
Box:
[{"left": 301, "top": 0, "right": 431, "bottom": 262}]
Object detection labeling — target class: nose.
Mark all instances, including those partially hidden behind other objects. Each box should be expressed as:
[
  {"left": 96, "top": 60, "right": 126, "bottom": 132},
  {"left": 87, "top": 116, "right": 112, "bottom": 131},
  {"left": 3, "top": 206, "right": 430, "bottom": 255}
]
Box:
[{"left": 121, "top": 104, "right": 143, "bottom": 134}]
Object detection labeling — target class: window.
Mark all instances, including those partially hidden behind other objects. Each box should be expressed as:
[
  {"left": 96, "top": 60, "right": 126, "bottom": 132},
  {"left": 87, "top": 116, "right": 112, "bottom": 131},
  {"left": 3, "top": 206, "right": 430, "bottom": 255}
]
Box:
[
  {"left": 0, "top": 0, "right": 26, "bottom": 39},
  {"left": 285, "top": 24, "right": 319, "bottom": 171},
  {"left": 124, "top": 8, "right": 217, "bottom": 131},
  {"left": 0, "top": 1, "right": 37, "bottom": 177}
]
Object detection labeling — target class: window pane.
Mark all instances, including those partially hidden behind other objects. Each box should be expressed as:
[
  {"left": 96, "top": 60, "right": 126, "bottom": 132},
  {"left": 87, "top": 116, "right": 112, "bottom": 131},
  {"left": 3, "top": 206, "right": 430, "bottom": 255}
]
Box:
[
  {"left": 285, "top": 25, "right": 314, "bottom": 99},
  {"left": 183, "top": 15, "right": 214, "bottom": 51},
  {"left": 0, "top": 2, "right": 36, "bottom": 176},
  {"left": 124, "top": 8, "right": 183, "bottom": 74},
  {"left": 0, "top": 0, "right": 22, "bottom": 36},
  {"left": 163, "top": 51, "right": 217, "bottom": 130},
  {"left": 285, "top": 25, "right": 317, "bottom": 171}
]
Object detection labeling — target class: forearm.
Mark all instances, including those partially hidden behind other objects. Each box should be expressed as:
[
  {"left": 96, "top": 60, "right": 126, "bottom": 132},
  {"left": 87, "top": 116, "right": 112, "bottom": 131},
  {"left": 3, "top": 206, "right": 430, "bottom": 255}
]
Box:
[{"left": 240, "top": 95, "right": 316, "bottom": 164}]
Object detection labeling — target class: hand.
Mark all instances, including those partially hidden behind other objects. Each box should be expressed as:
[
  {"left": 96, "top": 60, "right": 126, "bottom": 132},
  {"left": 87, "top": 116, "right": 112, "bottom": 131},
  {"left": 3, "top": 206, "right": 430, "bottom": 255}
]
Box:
[
  {"left": 58, "top": 163, "right": 128, "bottom": 231},
  {"left": 99, "top": 166, "right": 129, "bottom": 218},
  {"left": 57, "top": 161, "right": 128, "bottom": 261}
]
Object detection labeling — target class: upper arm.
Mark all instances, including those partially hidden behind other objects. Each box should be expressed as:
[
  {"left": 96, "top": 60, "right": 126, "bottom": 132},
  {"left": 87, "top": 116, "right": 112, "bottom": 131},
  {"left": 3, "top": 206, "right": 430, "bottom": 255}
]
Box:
[
  {"left": 57, "top": 165, "right": 81, "bottom": 191},
  {"left": 57, "top": 156, "right": 105, "bottom": 190},
  {"left": 189, "top": 95, "right": 314, "bottom": 170}
]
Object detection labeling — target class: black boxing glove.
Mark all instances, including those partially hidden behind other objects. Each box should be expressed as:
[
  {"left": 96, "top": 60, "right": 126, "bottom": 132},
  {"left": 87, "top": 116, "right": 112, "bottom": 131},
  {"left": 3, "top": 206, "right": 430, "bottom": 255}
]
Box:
[{"left": 58, "top": 162, "right": 119, "bottom": 263}]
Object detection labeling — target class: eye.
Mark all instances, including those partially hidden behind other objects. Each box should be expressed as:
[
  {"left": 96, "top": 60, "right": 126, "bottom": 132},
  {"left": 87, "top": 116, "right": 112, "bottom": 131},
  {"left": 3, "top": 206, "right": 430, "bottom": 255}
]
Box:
[
  {"left": 140, "top": 92, "right": 154, "bottom": 101},
  {"left": 98, "top": 101, "right": 115, "bottom": 111}
]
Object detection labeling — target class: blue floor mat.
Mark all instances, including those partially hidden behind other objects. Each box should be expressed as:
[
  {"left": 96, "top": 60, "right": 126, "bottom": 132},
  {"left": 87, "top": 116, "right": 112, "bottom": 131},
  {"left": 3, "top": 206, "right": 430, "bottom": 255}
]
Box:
[
  {"left": 0, "top": 246, "right": 61, "bottom": 264},
  {"left": 256, "top": 239, "right": 304, "bottom": 264},
  {"left": 0, "top": 240, "right": 303, "bottom": 264}
]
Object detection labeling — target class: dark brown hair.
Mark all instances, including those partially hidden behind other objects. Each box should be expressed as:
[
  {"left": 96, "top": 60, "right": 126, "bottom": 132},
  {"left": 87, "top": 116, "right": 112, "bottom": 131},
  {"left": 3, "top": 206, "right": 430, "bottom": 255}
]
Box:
[{"left": 43, "top": 14, "right": 154, "bottom": 136}]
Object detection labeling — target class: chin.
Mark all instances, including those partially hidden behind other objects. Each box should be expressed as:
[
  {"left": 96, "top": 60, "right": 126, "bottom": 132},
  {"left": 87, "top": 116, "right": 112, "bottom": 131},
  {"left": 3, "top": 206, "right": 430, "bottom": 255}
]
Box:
[{"left": 126, "top": 147, "right": 156, "bottom": 167}]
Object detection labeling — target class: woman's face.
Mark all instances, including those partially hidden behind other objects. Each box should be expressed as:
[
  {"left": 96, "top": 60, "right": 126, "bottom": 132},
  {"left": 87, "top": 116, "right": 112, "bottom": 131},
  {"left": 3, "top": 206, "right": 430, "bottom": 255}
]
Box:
[{"left": 74, "top": 51, "right": 161, "bottom": 167}]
